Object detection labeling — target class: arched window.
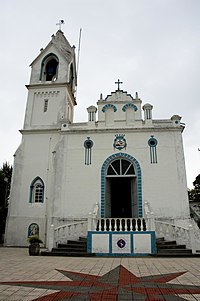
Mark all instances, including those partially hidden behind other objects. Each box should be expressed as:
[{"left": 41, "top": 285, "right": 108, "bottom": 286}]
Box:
[
  {"left": 29, "top": 177, "right": 44, "bottom": 203},
  {"left": 107, "top": 159, "right": 135, "bottom": 176},
  {"left": 40, "top": 53, "right": 59, "bottom": 81}
]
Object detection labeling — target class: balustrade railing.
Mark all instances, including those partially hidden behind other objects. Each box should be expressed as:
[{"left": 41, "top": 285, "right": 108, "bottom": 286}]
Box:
[
  {"left": 143, "top": 200, "right": 198, "bottom": 253},
  {"left": 154, "top": 220, "right": 197, "bottom": 253},
  {"left": 54, "top": 221, "right": 87, "bottom": 245},
  {"left": 50, "top": 200, "right": 199, "bottom": 254},
  {"left": 96, "top": 218, "right": 147, "bottom": 232}
]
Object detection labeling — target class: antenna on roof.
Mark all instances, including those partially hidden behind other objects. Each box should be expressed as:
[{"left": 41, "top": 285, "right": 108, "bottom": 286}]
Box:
[
  {"left": 56, "top": 20, "right": 65, "bottom": 31},
  {"left": 77, "top": 28, "right": 82, "bottom": 78}
]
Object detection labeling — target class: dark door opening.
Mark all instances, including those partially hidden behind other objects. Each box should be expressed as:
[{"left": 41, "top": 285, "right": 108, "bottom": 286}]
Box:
[{"left": 110, "top": 177, "right": 132, "bottom": 218}]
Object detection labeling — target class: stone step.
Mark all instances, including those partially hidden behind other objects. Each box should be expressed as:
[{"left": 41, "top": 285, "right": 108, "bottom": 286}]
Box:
[
  {"left": 157, "top": 248, "right": 192, "bottom": 254},
  {"left": 157, "top": 244, "right": 186, "bottom": 249},
  {"left": 52, "top": 246, "right": 87, "bottom": 252},
  {"left": 41, "top": 250, "right": 94, "bottom": 257},
  {"left": 155, "top": 253, "right": 197, "bottom": 257},
  {"left": 57, "top": 243, "right": 87, "bottom": 249},
  {"left": 155, "top": 237, "right": 194, "bottom": 257},
  {"left": 66, "top": 240, "right": 87, "bottom": 245},
  {"left": 41, "top": 236, "right": 89, "bottom": 257},
  {"left": 157, "top": 240, "right": 177, "bottom": 245}
]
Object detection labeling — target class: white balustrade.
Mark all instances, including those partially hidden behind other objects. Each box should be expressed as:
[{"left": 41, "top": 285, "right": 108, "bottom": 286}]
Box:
[
  {"left": 53, "top": 199, "right": 200, "bottom": 254},
  {"left": 54, "top": 221, "right": 88, "bottom": 245},
  {"left": 143, "top": 200, "right": 200, "bottom": 253},
  {"left": 144, "top": 201, "right": 155, "bottom": 231},
  {"left": 155, "top": 220, "right": 196, "bottom": 252},
  {"left": 95, "top": 218, "right": 147, "bottom": 232}
]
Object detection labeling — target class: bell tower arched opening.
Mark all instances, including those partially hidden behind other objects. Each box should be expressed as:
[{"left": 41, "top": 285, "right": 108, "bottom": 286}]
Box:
[
  {"left": 40, "top": 53, "right": 59, "bottom": 81},
  {"left": 101, "top": 153, "right": 142, "bottom": 218},
  {"left": 69, "top": 64, "right": 74, "bottom": 90},
  {"left": 45, "top": 58, "right": 58, "bottom": 81}
]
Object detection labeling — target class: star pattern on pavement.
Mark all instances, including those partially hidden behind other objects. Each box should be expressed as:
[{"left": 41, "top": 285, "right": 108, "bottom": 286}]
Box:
[{"left": 1, "top": 265, "right": 200, "bottom": 300}]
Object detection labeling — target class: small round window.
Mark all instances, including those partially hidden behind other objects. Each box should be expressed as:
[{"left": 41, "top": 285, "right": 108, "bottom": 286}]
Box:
[
  {"left": 84, "top": 139, "right": 93, "bottom": 149},
  {"left": 148, "top": 137, "right": 158, "bottom": 147}
]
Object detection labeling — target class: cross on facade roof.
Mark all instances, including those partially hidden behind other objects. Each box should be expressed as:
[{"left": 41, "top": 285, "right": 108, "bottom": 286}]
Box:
[
  {"left": 56, "top": 20, "right": 65, "bottom": 31},
  {"left": 115, "top": 79, "right": 123, "bottom": 90}
]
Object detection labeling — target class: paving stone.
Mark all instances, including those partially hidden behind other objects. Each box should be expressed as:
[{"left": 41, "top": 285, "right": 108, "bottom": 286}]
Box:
[{"left": 1, "top": 248, "right": 200, "bottom": 300}]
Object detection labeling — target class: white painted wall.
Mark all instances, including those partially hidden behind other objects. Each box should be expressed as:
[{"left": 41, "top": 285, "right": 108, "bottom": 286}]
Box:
[
  {"left": 6, "top": 115, "right": 189, "bottom": 246},
  {"left": 4, "top": 31, "right": 190, "bottom": 247}
]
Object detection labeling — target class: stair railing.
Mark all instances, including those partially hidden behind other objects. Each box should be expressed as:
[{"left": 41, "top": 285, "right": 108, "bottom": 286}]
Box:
[
  {"left": 143, "top": 201, "right": 155, "bottom": 231},
  {"left": 54, "top": 220, "right": 88, "bottom": 245},
  {"left": 155, "top": 220, "right": 196, "bottom": 253},
  {"left": 88, "top": 202, "right": 100, "bottom": 231},
  {"left": 143, "top": 201, "right": 198, "bottom": 253}
]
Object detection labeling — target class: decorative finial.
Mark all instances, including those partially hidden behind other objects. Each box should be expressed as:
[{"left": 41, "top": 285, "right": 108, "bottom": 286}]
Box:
[
  {"left": 100, "top": 93, "right": 103, "bottom": 100},
  {"left": 115, "top": 79, "right": 123, "bottom": 91},
  {"left": 56, "top": 20, "right": 65, "bottom": 31},
  {"left": 135, "top": 92, "right": 138, "bottom": 99}
]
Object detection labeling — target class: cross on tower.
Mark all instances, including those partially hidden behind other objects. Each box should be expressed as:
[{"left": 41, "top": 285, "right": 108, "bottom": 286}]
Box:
[
  {"left": 56, "top": 20, "right": 65, "bottom": 31},
  {"left": 115, "top": 79, "right": 123, "bottom": 90}
]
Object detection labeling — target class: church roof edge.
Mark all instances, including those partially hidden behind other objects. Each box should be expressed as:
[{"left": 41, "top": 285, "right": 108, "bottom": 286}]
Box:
[
  {"left": 104, "top": 89, "right": 137, "bottom": 102},
  {"left": 30, "top": 30, "right": 74, "bottom": 67}
]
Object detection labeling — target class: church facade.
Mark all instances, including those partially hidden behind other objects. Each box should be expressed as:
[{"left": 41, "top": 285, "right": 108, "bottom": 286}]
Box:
[{"left": 5, "top": 30, "right": 193, "bottom": 254}]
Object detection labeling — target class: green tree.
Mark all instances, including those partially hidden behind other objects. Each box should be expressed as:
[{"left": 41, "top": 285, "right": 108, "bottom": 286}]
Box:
[
  {"left": 0, "top": 162, "right": 12, "bottom": 243},
  {"left": 188, "top": 174, "right": 200, "bottom": 202}
]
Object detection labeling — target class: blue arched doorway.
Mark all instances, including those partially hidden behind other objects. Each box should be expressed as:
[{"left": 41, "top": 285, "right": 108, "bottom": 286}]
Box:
[{"left": 101, "top": 153, "right": 142, "bottom": 218}]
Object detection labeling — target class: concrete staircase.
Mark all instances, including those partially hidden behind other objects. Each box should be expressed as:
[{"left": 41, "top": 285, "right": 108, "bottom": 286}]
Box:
[
  {"left": 156, "top": 237, "right": 193, "bottom": 256},
  {"left": 41, "top": 237, "right": 94, "bottom": 257},
  {"left": 41, "top": 236, "right": 198, "bottom": 257}
]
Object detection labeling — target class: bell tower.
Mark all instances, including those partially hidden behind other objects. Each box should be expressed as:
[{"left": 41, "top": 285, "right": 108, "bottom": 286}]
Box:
[{"left": 23, "top": 30, "right": 77, "bottom": 129}]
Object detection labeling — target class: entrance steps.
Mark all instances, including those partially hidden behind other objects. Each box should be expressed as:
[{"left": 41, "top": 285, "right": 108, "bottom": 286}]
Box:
[
  {"left": 41, "top": 237, "right": 94, "bottom": 257},
  {"left": 41, "top": 236, "right": 200, "bottom": 257},
  {"left": 155, "top": 237, "right": 195, "bottom": 257}
]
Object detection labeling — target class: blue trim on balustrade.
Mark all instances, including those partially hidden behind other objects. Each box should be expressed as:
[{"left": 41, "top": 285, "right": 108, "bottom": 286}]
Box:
[
  {"left": 87, "top": 231, "right": 156, "bottom": 256},
  {"left": 151, "top": 231, "right": 157, "bottom": 254},
  {"left": 130, "top": 233, "right": 134, "bottom": 253},
  {"left": 87, "top": 232, "right": 92, "bottom": 253},
  {"left": 109, "top": 232, "right": 112, "bottom": 253}
]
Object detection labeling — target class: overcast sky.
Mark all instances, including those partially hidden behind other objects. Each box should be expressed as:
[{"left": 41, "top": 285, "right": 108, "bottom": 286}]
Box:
[{"left": 0, "top": 0, "right": 199, "bottom": 188}]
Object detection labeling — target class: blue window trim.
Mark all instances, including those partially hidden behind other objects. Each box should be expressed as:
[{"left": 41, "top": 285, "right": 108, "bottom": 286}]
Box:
[
  {"left": 84, "top": 137, "right": 94, "bottom": 165},
  {"left": 101, "top": 153, "right": 143, "bottom": 218},
  {"left": 29, "top": 176, "right": 45, "bottom": 203},
  {"left": 102, "top": 104, "right": 117, "bottom": 113},
  {"left": 148, "top": 136, "right": 158, "bottom": 164},
  {"left": 122, "top": 103, "right": 138, "bottom": 112}
]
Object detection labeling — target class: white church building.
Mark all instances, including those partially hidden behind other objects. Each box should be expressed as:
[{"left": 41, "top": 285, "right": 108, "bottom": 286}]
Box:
[{"left": 5, "top": 30, "right": 198, "bottom": 255}]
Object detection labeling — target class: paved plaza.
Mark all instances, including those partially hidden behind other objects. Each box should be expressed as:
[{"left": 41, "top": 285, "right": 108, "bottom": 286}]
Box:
[{"left": 1, "top": 248, "right": 200, "bottom": 300}]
